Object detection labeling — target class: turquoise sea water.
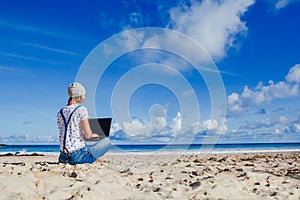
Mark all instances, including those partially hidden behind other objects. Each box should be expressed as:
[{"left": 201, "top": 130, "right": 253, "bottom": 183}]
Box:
[{"left": 0, "top": 143, "right": 299, "bottom": 155}]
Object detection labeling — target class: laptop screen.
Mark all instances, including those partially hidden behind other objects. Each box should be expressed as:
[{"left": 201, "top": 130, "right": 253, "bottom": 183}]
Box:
[{"left": 88, "top": 118, "right": 112, "bottom": 139}]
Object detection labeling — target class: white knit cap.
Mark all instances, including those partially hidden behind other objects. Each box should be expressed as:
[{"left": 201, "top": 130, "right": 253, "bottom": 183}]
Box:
[{"left": 68, "top": 82, "right": 86, "bottom": 97}]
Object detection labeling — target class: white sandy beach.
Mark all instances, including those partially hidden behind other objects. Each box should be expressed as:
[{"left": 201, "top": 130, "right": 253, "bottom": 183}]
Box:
[{"left": 0, "top": 153, "right": 299, "bottom": 200}]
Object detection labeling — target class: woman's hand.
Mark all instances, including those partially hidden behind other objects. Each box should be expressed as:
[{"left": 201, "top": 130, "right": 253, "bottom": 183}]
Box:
[{"left": 90, "top": 133, "right": 100, "bottom": 140}]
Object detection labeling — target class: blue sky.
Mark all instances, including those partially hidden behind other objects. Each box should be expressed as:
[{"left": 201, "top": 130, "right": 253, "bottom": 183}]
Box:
[{"left": 0, "top": 0, "right": 299, "bottom": 144}]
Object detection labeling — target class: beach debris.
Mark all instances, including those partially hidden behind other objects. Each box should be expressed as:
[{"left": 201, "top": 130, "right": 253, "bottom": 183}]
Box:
[
  {"left": 148, "top": 174, "right": 154, "bottom": 183},
  {"left": 29, "top": 153, "right": 45, "bottom": 156},
  {"left": 235, "top": 168, "right": 244, "bottom": 172},
  {"left": 65, "top": 171, "right": 77, "bottom": 178},
  {"left": 137, "top": 177, "right": 143, "bottom": 181},
  {"left": 241, "top": 156, "right": 253, "bottom": 161},
  {"left": 75, "top": 190, "right": 84, "bottom": 198},
  {"left": 254, "top": 182, "right": 260, "bottom": 185},
  {"left": 265, "top": 176, "right": 270, "bottom": 187},
  {"left": 66, "top": 194, "right": 76, "bottom": 200},
  {"left": 217, "top": 157, "right": 228, "bottom": 163},
  {"left": 152, "top": 186, "right": 160, "bottom": 192},
  {"left": 281, "top": 180, "right": 290, "bottom": 184},
  {"left": 120, "top": 168, "right": 130, "bottom": 173},
  {"left": 35, "top": 180, "right": 41, "bottom": 188},
  {"left": 244, "top": 163, "right": 254, "bottom": 167},
  {"left": 0, "top": 153, "right": 14, "bottom": 157},
  {"left": 191, "top": 170, "right": 202, "bottom": 176},
  {"left": 273, "top": 163, "right": 279, "bottom": 168},
  {"left": 94, "top": 180, "right": 101, "bottom": 185},
  {"left": 50, "top": 187, "right": 58, "bottom": 194},
  {"left": 4, "top": 162, "right": 26, "bottom": 166},
  {"left": 203, "top": 174, "right": 214, "bottom": 180},
  {"left": 207, "top": 156, "right": 217, "bottom": 161},
  {"left": 13, "top": 152, "right": 45, "bottom": 156},
  {"left": 189, "top": 181, "right": 201, "bottom": 190},
  {"left": 237, "top": 172, "right": 247, "bottom": 178},
  {"left": 269, "top": 191, "right": 277, "bottom": 196},
  {"left": 285, "top": 167, "right": 300, "bottom": 177},
  {"left": 216, "top": 166, "right": 229, "bottom": 173}
]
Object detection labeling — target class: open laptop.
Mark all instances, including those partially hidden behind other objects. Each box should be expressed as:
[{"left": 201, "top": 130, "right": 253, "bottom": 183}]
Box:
[{"left": 87, "top": 118, "right": 112, "bottom": 140}]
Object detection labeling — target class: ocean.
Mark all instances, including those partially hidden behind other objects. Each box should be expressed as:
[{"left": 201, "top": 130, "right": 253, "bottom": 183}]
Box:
[{"left": 0, "top": 143, "right": 299, "bottom": 156}]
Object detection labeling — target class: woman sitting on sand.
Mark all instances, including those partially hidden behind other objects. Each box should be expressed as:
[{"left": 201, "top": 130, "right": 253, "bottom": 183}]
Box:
[{"left": 57, "top": 82, "right": 111, "bottom": 165}]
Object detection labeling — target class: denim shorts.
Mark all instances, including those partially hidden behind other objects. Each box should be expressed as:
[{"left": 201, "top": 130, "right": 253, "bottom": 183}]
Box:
[
  {"left": 59, "top": 137, "right": 111, "bottom": 165},
  {"left": 59, "top": 147, "right": 96, "bottom": 165}
]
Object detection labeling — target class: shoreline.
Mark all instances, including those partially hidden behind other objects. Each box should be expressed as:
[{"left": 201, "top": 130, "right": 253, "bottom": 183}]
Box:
[
  {"left": 0, "top": 148, "right": 299, "bottom": 157},
  {"left": 0, "top": 152, "right": 299, "bottom": 199}
]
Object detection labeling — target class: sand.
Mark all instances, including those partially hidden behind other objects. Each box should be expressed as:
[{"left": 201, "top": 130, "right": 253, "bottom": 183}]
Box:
[{"left": 0, "top": 152, "right": 299, "bottom": 200}]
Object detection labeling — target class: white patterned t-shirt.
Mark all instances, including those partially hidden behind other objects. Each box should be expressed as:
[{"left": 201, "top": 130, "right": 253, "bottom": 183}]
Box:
[{"left": 57, "top": 104, "right": 89, "bottom": 152}]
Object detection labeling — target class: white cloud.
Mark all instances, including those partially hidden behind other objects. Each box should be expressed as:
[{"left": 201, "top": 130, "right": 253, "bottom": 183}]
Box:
[
  {"left": 285, "top": 123, "right": 300, "bottom": 133},
  {"left": 110, "top": 111, "right": 228, "bottom": 143},
  {"left": 168, "top": 0, "right": 255, "bottom": 60},
  {"left": 295, "top": 124, "right": 300, "bottom": 132},
  {"left": 190, "top": 118, "right": 228, "bottom": 135},
  {"left": 285, "top": 64, "right": 300, "bottom": 83},
  {"left": 278, "top": 116, "right": 289, "bottom": 124},
  {"left": 110, "top": 123, "right": 122, "bottom": 136},
  {"left": 118, "top": 116, "right": 167, "bottom": 138},
  {"left": 276, "top": 0, "right": 290, "bottom": 9},
  {"left": 116, "top": 30, "right": 145, "bottom": 51},
  {"left": 128, "top": 12, "right": 144, "bottom": 28},
  {"left": 272, "top": 128, "right": 282, "bottom": 134},
  {"left": 240, "top": 117, "right": 282, "bottom": 129},
  {"left": 122, "top": 119, "right": 148, "bottom": 137},
  {"left": 242, "top": 80, "right": 298, "bottom": 103},
  {"left": 168, "top": 112, "right": 182, "bottom": 133},
  {"left": 202, "top": 119, "right": 228, "bottom": 134},
  {"left": 0, "top": 134, "right": 57, "bottom": 143},
  {"left": 104, "top": 0, "right": 255, "bottom": 73},
  {"left": 203, "top": 119, "right": 218, "bottom": 130},
  {"left": 284, "top": 114, "right": 300, "bottom": 133},
  {"left": 228, "top": 64, "right": 300, "bottom": 116},
  {"left": 233, "top": 112, "right": 300, "bottom": 136},
  {"left": 227, "top": 92, "right": 245, "bottom": 115},
  {"left": 275, "top": 0, "right": 300, "bottom": 9}
]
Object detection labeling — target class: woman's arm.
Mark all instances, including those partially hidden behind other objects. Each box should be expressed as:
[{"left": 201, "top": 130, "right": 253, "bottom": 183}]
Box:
[{"left": 81, "top": 119, "right": 100, "bottom": 140}]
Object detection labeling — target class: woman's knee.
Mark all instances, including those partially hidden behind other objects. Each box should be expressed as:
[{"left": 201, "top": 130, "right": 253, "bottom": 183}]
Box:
[
  {"left": 93, "top": 137, "right": 111, "bottom": 152},
  {"left": 102, "top": 137, "right": 111, "bottom": 147}
]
